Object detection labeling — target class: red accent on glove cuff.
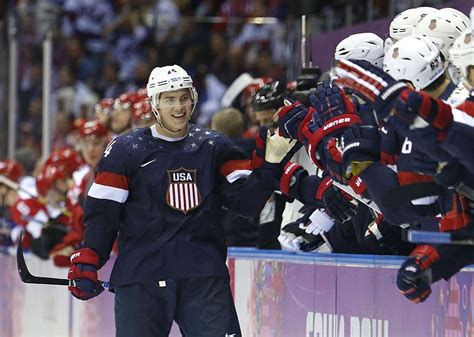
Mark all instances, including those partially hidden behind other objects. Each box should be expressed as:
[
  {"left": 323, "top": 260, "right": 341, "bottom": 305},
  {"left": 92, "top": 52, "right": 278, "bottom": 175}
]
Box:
[
  {"left": 280, "top": 162, "right": 303, "bottom": 196},
  {"left": 316, "top": 176, "right": 333, "bottom": 200},
  {"left": 305, "top": 114, "right": 362, "bottom": 170},
  {"left": 297, "top": 107, "right": 315, "bottom": 143},
  {"left": 347, "top": 175, "right": 367, "bottom": 196},
  {"left": 68, "top": 265, "right": 98, "bottom": 283},
  {"left": 69, "top": 247, "right": 100, "bottom": 266},
  {"left": 439, "top": 194, "right": 470, "bottom": 232},
  {"left": 411, "top": 245, "right": 440, "bottom": 268},
  {"left": 420, "top": 95, "right": 453, "bottom": 130}
]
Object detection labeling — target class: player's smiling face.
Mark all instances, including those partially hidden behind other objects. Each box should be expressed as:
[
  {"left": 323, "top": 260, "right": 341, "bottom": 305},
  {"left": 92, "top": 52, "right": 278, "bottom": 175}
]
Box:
[{"left": 157, "top": 89, "right": 193, "bottom": 137}]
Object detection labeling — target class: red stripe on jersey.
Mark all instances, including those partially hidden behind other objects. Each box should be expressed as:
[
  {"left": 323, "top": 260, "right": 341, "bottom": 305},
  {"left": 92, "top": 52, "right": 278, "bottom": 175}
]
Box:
[
  {"left": 398, "top": 171, "right": 433, "bottom": 185},
  {"left": 95, "top": 172, "right": 129, "bottom": 190},
  {"left": 380, "top": 151, "right": 398, "bottom": 165},
  {"left": 219, "top": 159, "right": 252, "bottom": 177},
  {"left": 456, "top": 100, "right": 474, "bottom": 117}
]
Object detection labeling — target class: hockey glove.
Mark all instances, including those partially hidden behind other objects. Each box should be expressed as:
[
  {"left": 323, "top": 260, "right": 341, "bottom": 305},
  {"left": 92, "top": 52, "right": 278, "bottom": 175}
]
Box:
[
  {"left": 335, "top": 59, "right": 408, "bottom": 123},
  {"left": 321, "top": 138, "right": 368, "bottom": 196},
  {"left": 309, "top": 79, "right": 357, "bottom": 124},
  {"left": 279, "top": 162, "right": 305, "bottom": 198},
  {"left": 68, "top": 247, "right": 104, "bottom": 300},
  {"left": 305, "top": 100, "right": 361, "bottom": 170},
  {"left": 279, "top": 210, "right": 325, "bottom": 252},
  {"left": 411, "top": 147, "right": 439, "bottom": 176},
  {"left": 277, "top": 99, "right": 314, "bottom": 143},
  {"left": 392, "top": 90, "right": 453, "bottom": 143},
  {"left": 396, "top": 245, "right": 440, "bottom": 303},
  {"left": 321, "top": 137, "right": 346, "bottom": 183},
  {"left": 251, "top": 126, "right": 268, "bottom": 169},
  {"left": 341, "top": 124, "right": 381, "bottom": 179},
  {"left": 264, "top": 128, "right": 301, "bottom": 164},
  {"left": 300, "top": 209, "right": 335, "bottom": 236},
  {"left": 316, "top": 177, "right": 358, "bottom": 223}
]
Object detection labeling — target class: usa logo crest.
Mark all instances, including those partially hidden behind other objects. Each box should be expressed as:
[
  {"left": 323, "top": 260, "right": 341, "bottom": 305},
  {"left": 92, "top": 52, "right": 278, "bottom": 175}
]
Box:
[{"left": 166, "top": 168, "right": 201, "bottom": 214}]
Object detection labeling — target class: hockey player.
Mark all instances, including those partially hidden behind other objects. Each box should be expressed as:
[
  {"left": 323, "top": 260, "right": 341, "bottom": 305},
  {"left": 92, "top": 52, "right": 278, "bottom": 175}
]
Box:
[
  {"left": 0, "top": 160, "right": 23, "bottom": 251},
  {"left": 449, "top": 29, "right": 474, "bottom": 90},
  {"left": 109, "top": 92, "right": 138, "bottom": 136},
  {"left": 330, "top": 32, "right": 385, "bottom": 80},
  {"left": 132, "top": 99, "right": 155, "bottom": 129},
  {"left": 334, "top": 56, "right": 474, "bottom": 303},
  {"left": 94, "top": 98, "right": 114, "bottom": 128},
  {"left": 414, "top": 8, "right": 471, "bottom": 86},
  {"left": 276, "top": 81, "right": 411, "bottom": 255},
  {"left": 50, "top": 119, "right": 109, "bottom": 266},
  {"left": 384, "top": 6, "right": 437, "bottom": 53},
  {"left": 67, "top": 64, "right": 298, "bottom": 337}
]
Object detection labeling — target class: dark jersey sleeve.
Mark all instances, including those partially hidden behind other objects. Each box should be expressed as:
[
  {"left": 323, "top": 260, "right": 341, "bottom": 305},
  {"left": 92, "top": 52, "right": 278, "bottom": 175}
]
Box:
[
  {"left": 360, "top": 163, "right": 431, "bottom": 226},
  {"left": 442, "top": 121, "right": 474, "bottom": 174},
  {"left": 215, "top": 135, "right": 282, "bottom": 218},
  {"left": 83, "top": 137, "right": 132, "bottom": 267},
  {"left": 431, "top": 244, "right": 474, "bottom": 282}
]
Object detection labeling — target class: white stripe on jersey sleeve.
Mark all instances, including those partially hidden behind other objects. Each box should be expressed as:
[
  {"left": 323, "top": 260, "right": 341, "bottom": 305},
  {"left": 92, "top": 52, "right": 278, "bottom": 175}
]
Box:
[
  {"left": 452, "top": 108, "right": 474, "bottom": 127},
  {"left": 88, "top": 182, "right": 129, "bottom": 203},
  {"left": 226, "top": 169, "right": 252, "bottom": 183}
]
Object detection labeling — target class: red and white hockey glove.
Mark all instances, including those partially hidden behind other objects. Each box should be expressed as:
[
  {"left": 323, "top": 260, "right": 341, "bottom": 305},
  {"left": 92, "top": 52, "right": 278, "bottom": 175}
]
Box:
[
  {"left": 335, "top": 59, "right": 408, "bottom": 123},
  {"left": 392, "top": 90, "right": 453, "bottom": 143},
  {"left": 397, "top": 245, "right": 440, "bottom": 303},
  {"left": 305, "top": 103, "right": 361, "bottom": 169},
  {"left": 68, "top": 247, "right": 104, "bottom": 300}
]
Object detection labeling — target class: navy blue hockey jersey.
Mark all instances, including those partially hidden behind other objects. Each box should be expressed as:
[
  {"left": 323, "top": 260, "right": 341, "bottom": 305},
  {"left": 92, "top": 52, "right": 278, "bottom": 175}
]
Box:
[{"left": 83, "top": 125, "right": 280, "bottom": 287}]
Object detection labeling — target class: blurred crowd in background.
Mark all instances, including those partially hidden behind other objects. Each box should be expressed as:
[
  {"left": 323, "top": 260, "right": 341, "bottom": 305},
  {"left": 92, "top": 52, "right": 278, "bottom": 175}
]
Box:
[{"left": 0, "top": 0, "right": 450, "bottom": 170}]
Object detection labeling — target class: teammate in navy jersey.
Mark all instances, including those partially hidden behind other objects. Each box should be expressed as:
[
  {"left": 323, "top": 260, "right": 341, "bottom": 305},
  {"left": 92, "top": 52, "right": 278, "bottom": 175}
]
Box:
[{"left": 66, "top": 65, "right": 297, "bottom": 337}]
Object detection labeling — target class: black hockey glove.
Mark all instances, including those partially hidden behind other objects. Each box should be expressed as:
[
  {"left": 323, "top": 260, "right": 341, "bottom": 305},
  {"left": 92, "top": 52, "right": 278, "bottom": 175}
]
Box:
[
  {"left": 316, "top": 177, "right": 358, "bottom": 223},
  {"left": 397, "top": 245, "right": 440, "bottom": 303},
  {"left": 341, "top": 124, "right": 381, "bottom": 179}
]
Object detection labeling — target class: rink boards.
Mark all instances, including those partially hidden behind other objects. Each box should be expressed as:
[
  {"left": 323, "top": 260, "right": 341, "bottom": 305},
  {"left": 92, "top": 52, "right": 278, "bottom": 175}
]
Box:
[{"left": 1, "top": 248, "right": 474, "bottom": 336}]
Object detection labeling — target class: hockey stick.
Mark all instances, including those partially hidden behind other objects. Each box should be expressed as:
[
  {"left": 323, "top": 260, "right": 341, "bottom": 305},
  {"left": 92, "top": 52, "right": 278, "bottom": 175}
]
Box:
[
  {"left": 220, "top": 73, "right": 254, "bottom": 108},
  {"left": 332, "top": 181, "right": 382, "bottom": 215},
  {"left": 1, "top": 174, "right": 72, "bottom": 218},
  {"left": 380, "top": 181, "right": 446, "bottom": 208},
  {"left": 404, "top": 229, "right": 474, "bottom": 246},
  {"left": 0, "top": 174, "right": 37, "bottom": 200},
  {"left": 16, "top": 231, "right": 109, "bottom": 289}
]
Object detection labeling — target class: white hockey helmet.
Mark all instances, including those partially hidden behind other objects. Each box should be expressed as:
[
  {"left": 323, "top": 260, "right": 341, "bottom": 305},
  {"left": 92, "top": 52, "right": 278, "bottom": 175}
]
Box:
[
  {"left": 414, "top": 8, "right": 470, "bottom": 58},
  {"left": 146, "top": 65, "right": 198, "bottom": 120},
  {"left": 383, "top": 35, "right": 445, "bottom": 90},
  {"left": 389, "top": 7, "right": 438, "bottom": 41},
  {"left": 449, "top": 30, "right": 474, "bottom": 89},
  {"left": 334, "top": 32, "right": 385, "bottom": 68},
  {"left": 383, "top": 36, "right": 394, "bottom": 54}
]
